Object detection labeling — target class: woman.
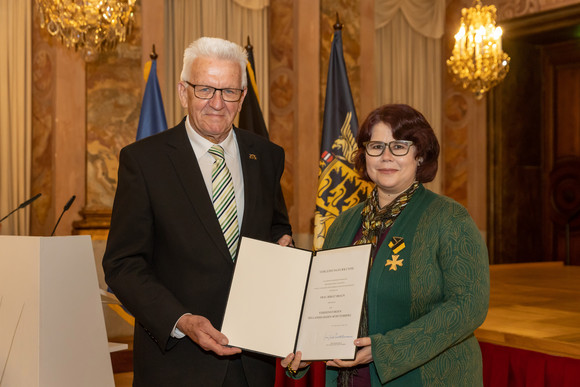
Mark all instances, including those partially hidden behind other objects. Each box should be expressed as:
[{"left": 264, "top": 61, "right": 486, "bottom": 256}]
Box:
[{"left": 282, "top": 104, "right": 489, "bottom": 386}]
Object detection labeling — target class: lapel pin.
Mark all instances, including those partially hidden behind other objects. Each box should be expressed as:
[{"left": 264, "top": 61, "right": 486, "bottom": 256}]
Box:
[
  {"left": 388, "top": 236, "right": 405, "bottom": 254},
  {"left": 249, "top": 153, "right": 257, "bottom": 160}
]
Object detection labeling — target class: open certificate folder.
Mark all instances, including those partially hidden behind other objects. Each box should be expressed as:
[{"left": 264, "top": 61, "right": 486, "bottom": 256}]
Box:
[{"left": 221, "top": 237, "right": 372, "bottom": 361}]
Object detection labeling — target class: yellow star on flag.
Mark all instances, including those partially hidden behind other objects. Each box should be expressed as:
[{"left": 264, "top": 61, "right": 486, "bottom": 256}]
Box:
[{"left": 386, "top": 255, "right": 404, "bottom": 271}]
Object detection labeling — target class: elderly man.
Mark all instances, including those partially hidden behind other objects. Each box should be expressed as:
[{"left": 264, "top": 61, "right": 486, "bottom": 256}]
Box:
[{"left": 103, "top": 37, "right": 292, "bottom": 387}]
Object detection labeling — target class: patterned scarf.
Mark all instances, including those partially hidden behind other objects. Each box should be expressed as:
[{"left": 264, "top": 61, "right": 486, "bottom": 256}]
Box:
[
  {"left": 337, "top": 181, "right": 419, "bottom": 387},
  {"left": 355, "top": 181, "right": 419, "bottom": 258}
]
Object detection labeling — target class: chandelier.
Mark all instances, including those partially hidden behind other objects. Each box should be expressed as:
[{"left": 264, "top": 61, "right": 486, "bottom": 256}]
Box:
[
  {"left": 35, "top": 0, "right": 136, "bottom": 60},
  {"left": 447, "top": 0, "right": 510, "bottom": 99}
]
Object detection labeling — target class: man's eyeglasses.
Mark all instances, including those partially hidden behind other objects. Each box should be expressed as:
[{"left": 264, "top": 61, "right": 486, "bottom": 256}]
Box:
[
  {"left": 363, "top": 140, "right": 414, "bottom": 157},
  {"left": 183, "top": 81, "right": 244, "bottom": 102}
]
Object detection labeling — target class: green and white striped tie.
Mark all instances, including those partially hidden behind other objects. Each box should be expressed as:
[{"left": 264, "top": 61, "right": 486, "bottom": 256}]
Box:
[{"left": 209, "top": 145, "right": 239, "bottom": 259}]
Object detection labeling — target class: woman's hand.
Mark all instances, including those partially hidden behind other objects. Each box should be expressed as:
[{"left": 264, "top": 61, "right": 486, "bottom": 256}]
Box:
[
  {"left": 326, "top": 337, "right": 373, "bottom": 368},
  {"left": 281, "top": 351, "right": 311, "bottom": 375}
]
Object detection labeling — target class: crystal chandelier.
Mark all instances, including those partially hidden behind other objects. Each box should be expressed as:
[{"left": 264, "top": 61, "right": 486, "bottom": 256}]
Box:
[
  {"left": 447, "top": 0, "right": 510, "bottom": 99},
  {"left": 35, "top": 0, "right": 136, "bottom": 60}
]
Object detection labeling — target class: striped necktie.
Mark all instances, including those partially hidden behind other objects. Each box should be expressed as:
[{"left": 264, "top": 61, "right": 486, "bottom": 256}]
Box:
[{"left": 209, "top": 145, "right": 239, "bottom": 259}]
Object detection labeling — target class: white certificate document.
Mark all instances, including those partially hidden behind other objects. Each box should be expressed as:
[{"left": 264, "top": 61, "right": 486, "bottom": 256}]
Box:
[
  {"left": 295, "top": 245, "right": 371, "bottom": 360},
  {"left": 221, "top": 237, "right": 371, "bottom": 361}
]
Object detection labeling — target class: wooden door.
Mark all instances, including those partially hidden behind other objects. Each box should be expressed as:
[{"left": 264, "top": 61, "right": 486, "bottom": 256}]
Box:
[
  {"left": 488, "top": 39, "right": 543, "bottom": 264},
  {"left": 543, "top": 41, "right": 580, "bottom": 265}
]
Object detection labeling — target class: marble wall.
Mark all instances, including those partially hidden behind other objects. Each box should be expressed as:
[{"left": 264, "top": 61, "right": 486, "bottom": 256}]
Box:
[
  {"left": 30, "top": 2, "right": 143, "bottom": 238},
  {"left": 31, "top": 7, "right": 86, "bottom": 237},
  {"left": 83, "top": 4, "right": 142, "bottom": 234},
  {"left": 30, "top": 37, "right": 54, "bottom": 231},
  {"left": 443, "top": 0, "right": 486, "bottom": 214},
  {"left": 320, "top": 1, "right": 361, "bottom": 121},
  {"left": 85, "top": 43, "right": 141, "bottom": 211},
  {"left": 269, "top": 0, "right": 296, "bottom": 231}
]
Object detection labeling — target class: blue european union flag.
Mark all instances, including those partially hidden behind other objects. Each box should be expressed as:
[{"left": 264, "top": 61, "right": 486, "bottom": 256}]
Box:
[{"left": 136, "top": 59, "right": 167, "bottom": 140}]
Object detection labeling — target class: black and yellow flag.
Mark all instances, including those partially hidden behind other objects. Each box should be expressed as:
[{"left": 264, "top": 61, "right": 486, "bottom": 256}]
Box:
[
  {"left": 239, "top": 38, "right": 269, "bottom": 139},
  {"left": 313, "top": 28, "right": 372, "bottom": 250}
]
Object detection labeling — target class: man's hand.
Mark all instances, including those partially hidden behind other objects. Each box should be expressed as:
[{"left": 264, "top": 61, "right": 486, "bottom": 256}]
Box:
[
  {"left": 277, "top": 234, "right": 293, "bottom": 247},
  {"left": 176, "top": 314, "right": 241, "bottom": 356},
  {"left": 325, "top": 337, "right": 373, "bottom": 368}
]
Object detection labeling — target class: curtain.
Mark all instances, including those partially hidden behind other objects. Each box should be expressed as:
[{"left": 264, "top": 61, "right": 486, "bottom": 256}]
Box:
[
  {"left": 164, "top": 0, "right": 269, "bottom": 127},
  {"left": 374, "top": 0, "right": 445, "bottom": 193},
  {"left": 0, "top": 0, "right": 31, "bottom": 235},
  {"left": 480, "top": 342, "right": 580, "bottom": 387}
]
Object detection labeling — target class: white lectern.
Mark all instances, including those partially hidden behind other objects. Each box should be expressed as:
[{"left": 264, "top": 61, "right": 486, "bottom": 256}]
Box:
[{"left": 0, "top": 236, "right": 114, "bottom": 387}]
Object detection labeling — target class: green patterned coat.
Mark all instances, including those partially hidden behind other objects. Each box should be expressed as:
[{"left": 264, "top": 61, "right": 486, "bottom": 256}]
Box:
[{"left": 322, "top": 184, "right": 489, "bottom": 386}]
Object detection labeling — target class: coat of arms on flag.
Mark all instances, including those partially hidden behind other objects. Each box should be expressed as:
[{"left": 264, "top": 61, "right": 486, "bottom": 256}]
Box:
[{"left": 313, "top": 25, "right": 372, "bottom": 251}]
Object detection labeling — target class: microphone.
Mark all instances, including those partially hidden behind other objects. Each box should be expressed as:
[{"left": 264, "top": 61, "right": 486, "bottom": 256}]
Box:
[
  {"left": 0, "top": 193, "right": 42, "bottom": 223},
  {"left": 50, "top": 195, "right": 76, "bottom": 236}
]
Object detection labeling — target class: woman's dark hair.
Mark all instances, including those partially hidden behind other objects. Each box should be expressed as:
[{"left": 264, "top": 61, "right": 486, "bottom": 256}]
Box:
[{"left": 354, "top": 104, "right": 440, "bottom": 183}]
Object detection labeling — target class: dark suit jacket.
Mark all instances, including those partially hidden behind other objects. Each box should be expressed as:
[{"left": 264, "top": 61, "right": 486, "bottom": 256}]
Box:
[{"left": 103, "top": 119, "right": 292, "bottom": 386}]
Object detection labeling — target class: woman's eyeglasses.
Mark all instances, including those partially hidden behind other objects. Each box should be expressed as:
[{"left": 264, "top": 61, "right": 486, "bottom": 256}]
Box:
[{"left": 363, "top": 140, "right": 414, "bottom": 157}]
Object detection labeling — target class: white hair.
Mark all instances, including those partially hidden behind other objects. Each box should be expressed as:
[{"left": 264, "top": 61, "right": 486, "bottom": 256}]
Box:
[{"left": 181, "top": 37, "right": 248, "bottom": 89}]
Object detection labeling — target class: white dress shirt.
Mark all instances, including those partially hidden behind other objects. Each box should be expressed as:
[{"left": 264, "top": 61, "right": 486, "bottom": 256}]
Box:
[
  {"left": 184, "top": 117, "right": 245, "bottom": 228},
  {"left": 172, "top": 117, "right": 245, "bottom": 339}
]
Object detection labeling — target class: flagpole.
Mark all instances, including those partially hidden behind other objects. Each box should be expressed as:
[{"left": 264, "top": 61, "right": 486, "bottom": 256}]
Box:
[
  {"left": 245, "top": 36, "right": 252, "bottom": 52},
  {"left": 150, "top": 44, "right": 158, "bottom": 60},
  {"left": 334, "top": 12, "right": 342, "bottom": 30}
]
